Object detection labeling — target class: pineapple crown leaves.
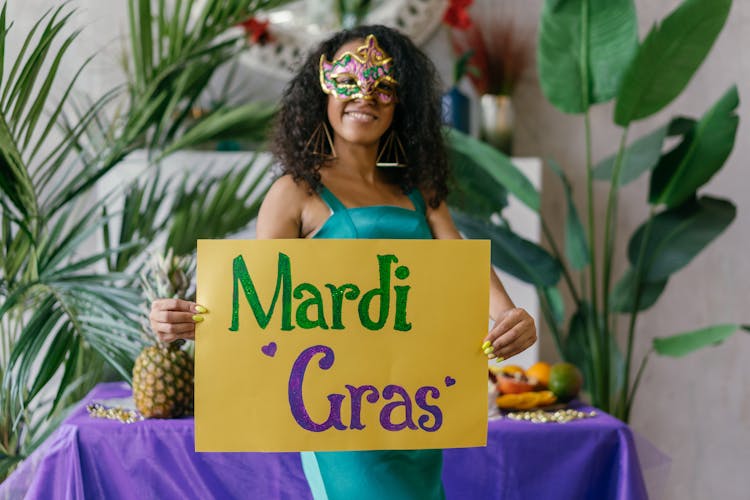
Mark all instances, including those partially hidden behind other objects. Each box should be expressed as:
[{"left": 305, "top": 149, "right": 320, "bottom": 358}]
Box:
[{"left": 140, "top": 248, "right": 195, "bottom": 302}]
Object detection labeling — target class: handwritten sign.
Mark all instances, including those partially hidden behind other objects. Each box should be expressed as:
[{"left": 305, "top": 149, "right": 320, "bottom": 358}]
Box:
[{"left": 195, "top": 239, "right": 489, "bottom": 452}]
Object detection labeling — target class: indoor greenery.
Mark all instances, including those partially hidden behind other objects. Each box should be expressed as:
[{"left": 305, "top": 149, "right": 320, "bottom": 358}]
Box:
[
  {"left": 452, "top": 0, "right": 747, "bottom": 421},
  {"left": 0, "top": 0, "right": 284, "bottom": 479}
]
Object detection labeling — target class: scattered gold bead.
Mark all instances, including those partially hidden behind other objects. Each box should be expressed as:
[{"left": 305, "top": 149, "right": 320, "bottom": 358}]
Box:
[
  {"left": 87, "top": 403, "right": 143, "bottom": 424},
  {"left": 503, "top": 407, "right": 597, "bottom": 424}
]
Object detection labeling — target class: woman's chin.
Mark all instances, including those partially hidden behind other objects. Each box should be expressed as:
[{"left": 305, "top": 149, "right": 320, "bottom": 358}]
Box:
[{"left": 336, "top": 131, "right": 384, "bottom": 148}]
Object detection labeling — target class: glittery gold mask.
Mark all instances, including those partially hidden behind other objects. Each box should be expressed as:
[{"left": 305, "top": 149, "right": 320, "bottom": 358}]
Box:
[{"left": 319, "top": 34, "right": 398, "bottom": 104}]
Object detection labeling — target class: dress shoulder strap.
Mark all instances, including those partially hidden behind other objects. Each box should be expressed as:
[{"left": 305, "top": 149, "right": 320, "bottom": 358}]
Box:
[
  {"left": 318, "top": 185, "right": 347, "bottom": 213},
  {"left": 407, "top": 188, "right": 427, "bottom": 214}
]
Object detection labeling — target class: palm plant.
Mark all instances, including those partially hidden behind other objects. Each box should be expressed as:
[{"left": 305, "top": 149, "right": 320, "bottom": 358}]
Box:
[
  {"left": 450, "top": 0, "right": 747, "bottom": 422},
  {"left": 0, "top": 4, "right": 145, "bottom": 477},
  {"left": 0, "top": 0, "right": 286, "bottom": 478}
]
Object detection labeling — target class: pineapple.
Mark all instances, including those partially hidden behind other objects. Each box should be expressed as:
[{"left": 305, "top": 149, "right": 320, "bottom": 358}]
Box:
[
  {"left": 133, "top": 250, "right": 195, "bottom": 418},
  {"left": 133, "top": 343, "right": 194, "bottom": 418}
]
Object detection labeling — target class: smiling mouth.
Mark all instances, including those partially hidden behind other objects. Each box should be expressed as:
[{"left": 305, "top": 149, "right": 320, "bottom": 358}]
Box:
[{"left": 344, "top": 111, "right": 377, "bottom": 121}]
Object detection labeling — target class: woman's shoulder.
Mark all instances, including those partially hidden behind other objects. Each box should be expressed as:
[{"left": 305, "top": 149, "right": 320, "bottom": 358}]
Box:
[
  {"left": 265, "top": 174, "right": 315, "bottom": 202},
  {"left": 258, "top": 175, "right": 311, "bottom": 229},
  {"left": 258, "top": 175, "right": 316, "bottom": 238}
]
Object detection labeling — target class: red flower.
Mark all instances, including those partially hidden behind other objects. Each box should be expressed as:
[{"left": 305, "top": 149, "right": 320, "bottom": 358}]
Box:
[
  {"left": 240, "top": 17, "right": 273, "bottom": 45},
  {"left": 443, "top": 0, "right": 473, "bottom": 30}
]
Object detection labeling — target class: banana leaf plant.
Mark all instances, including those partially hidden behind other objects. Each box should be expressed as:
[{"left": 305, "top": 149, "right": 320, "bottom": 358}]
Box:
[
  {"left": 0, "top": 0, "right": 285, "bottom": 478},
  {"left": 450, "top": 0, "right": 747, "bottom": 422}
]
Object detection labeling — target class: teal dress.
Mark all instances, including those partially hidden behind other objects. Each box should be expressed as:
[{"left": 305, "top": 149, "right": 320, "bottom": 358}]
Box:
[{"left": 301, "top": 185, "right": 445, "bottom": 500}]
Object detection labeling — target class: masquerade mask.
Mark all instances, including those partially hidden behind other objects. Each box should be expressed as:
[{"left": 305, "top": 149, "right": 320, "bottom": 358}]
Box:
[{"left": 319, "top": 34, "right": 398, "bottom": 104}]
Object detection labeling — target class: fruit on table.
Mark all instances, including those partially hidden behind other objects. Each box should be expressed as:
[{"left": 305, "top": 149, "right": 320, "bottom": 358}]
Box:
[
  {"left": 500, "top": 365, "right": 525, "bottom": 377},
  {"left": 497, "top": 390, "right": 557, "bottom": 410},
  {"left": 525, "top": 361, "right": 551, "bottom": 388},
  {"left": 488, "top": 364, "right": 524, "bottom": 384},
  {"left": 548, "top": 362, "right": 583, "bottom": 402},
  {"left": 497, "top": 374, "right": 536, "bottom": 394},
  {"left": 133, "top": 343, "right": 194, "bottom": 418}
]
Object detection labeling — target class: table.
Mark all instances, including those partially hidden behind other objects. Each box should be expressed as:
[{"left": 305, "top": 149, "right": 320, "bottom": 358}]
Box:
[{"left": 1, "top": 382, "right": 648, "bottom": 499}]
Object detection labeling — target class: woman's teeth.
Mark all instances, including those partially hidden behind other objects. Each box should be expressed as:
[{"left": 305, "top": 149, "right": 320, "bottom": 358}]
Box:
[{"left": 345, "top": 111, "right": 376, "bottom": 121}]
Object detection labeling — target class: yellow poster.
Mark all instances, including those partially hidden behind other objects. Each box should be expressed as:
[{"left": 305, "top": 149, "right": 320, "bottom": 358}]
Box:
[{"left": 195, "top": 239, "right": 489, "bottom": 452}]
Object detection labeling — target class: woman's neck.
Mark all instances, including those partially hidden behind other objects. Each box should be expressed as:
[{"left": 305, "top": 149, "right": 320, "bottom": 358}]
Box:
[{"left": 330, "top": 142, "right": 380, "bottom": 184}]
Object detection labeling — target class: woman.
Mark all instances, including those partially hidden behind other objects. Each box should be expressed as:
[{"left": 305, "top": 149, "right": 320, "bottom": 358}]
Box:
[{"left": 150, "top": 25, "right": 535, "bottom": 500}]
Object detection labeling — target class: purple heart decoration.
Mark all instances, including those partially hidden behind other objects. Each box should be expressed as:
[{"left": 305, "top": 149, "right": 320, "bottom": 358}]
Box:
[
  {"left": 444, "top": 376, "right": 456, "bottom": 387},
  {"left": 261, "top": 342, "right": 277, "bottom": 358}
]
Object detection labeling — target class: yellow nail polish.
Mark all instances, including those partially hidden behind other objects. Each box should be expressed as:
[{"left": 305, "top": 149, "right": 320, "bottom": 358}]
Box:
[
  {"left": 195, "top": 305, "right": 207, "bottom": 314},
  {"left": 481, "top": 341, "right": 491, "bottom": 350},
  {"left": 495, "top": 356, "right": 505, "bottom": 363},
  {"left": 192, "top": 314, "right": 204, "bottom": 322},
  {"left": 483, "top": 347, "right": 494, "bottom": 355}
]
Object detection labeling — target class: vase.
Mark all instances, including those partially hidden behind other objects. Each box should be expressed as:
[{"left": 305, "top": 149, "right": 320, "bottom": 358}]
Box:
[
  {"left": 479, "top": 94, "right": 514, "bottom": 155},
  {"left": 441, "top": 86, "right": 471, "bottom": 134}
]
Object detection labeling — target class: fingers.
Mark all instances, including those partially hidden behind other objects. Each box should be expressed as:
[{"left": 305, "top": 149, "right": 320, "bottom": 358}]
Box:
[
  {"left": 149, "top": 309, "right": 195, "bottom": 324},
  {"left": 151, "top": 319, "right": 196, "bottom": 343},
  {"left": 150, "top": 298, "right": 208, "bottom": 342},
  {"left": 482, "top": 308, "right": 537, "bottom": 360},
  {"left": 494, "top": 324, "right": 536, "bottom": 359},
  {"left": 151, "top": 298, "right": 203, "bottom": 314}
]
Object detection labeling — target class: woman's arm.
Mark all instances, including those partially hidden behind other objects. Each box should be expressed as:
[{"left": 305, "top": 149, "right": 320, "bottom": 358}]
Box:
[{"left": 425, "top": 200, "right": 537, "bottom": 361}]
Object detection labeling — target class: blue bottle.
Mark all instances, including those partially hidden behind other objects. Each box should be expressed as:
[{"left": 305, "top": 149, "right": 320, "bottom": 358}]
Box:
[{"left": 442, "top": 86, "right": 470, "bottom": 134}]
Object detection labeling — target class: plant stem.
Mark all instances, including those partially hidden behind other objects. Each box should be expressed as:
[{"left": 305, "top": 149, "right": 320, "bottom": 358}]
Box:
[
  {"left": 625, "top": 348, "right": 653, "bottom": 421},
  {"left": 620, "top": 207, "right": 656, "bottom": 420},
  {"left": 584, "top": 110, "right": 605, "bottom": 406},
  {"left": 578, "top": 0, "right": 607, "bottom": 409},
  {"left": 602, "top": 127, "right": 630, "bottom": 411},
  {"left": 541, "top": 219, "right": 582, "bottom": 305}
]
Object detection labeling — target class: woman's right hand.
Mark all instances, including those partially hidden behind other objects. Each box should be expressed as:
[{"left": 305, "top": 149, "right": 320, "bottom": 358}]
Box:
[{"left": 150, "top": 298, "right": 206, "bottom": 343}]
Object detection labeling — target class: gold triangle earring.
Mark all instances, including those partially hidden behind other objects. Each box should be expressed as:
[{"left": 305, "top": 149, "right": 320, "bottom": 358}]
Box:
[
  {"left": 376, "top": 129, "right": 407, "bottom": 168},
  {"left": 304, "top": 122, "right": 337, "bottom": 160}
]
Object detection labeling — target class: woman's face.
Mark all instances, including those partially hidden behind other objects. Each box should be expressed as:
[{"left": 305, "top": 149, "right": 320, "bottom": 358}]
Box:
[{"left": 325, "top": 39, "right": 396, "bottom": 149}]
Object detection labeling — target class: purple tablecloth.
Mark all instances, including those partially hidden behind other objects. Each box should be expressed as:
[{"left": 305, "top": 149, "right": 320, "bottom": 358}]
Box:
[{"left": 2, "top": 382, "right": 647, "bottom": 499}]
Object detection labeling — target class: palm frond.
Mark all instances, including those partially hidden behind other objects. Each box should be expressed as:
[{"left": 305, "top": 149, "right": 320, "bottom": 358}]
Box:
[{"left": 166, "top": 154, "right": 272, "bottom": 255}]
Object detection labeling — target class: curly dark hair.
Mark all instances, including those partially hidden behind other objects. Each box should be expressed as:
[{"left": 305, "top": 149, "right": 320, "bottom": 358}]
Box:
[{"left": 270, "top": 24, "right": 449, "bottom": 208}]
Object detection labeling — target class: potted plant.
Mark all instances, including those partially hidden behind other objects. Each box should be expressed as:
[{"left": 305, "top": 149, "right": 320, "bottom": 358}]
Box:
[
  {"left": 449, "top": 2, "right": 532, "bottom": 154},
  {"left": 447, "top": 0, "right": 746, "bottom": 422}
]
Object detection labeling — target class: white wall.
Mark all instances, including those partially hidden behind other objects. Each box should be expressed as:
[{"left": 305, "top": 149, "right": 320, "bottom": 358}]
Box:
[{"left": 6, "top": 1, "right": 750, "bottom": 498}]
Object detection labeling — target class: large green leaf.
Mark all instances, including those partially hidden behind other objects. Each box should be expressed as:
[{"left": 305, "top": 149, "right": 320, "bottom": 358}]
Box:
[
  {"left": 447, "top": 167, "right": 508, "bottom": 219},
  {"left": 628, "top": 196, "right": 735, "bottom": 281},
  {"left": 594, "top": 117, "right": 698, "bottom": 185},
  {"left": 563, "top": 307, "right": 594, "bottom": 391},
  {"left": 609, "top": 268, "right": 668, "bottom": 313},
  {"left": 445, "top": 127, "right": 539, "bottom": 212},
  {"left": 538, "top": 0, "right": 638, "bottom": 113},
  {"left": 595, "top": 124, "right": 665, "bottom": 185},
  {"left": 614, "top": 0, "right": 732, "bottom": 125},
  {"left": 654, "top": 324, "right": 749, "bottom": 357},
  {"left": 547, "top": 159, "right": 589, "bottom": 269},
  {"left": 447, "top": 140, "right": 508, "bottom": 218},
  {"left": 649, "top": 86, "right": 739, "bottom": 207},
  {"left": 453, "top": 211, "right": 561, "bottom": 287},
  {"left": 540, "top": 285, "right": 565, "bottom": 328}
]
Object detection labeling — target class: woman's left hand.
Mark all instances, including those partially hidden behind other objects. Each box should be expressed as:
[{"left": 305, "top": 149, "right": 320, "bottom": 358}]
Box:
[{"left": 483, "top": 308, "right": 537, "bottom": 360}]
